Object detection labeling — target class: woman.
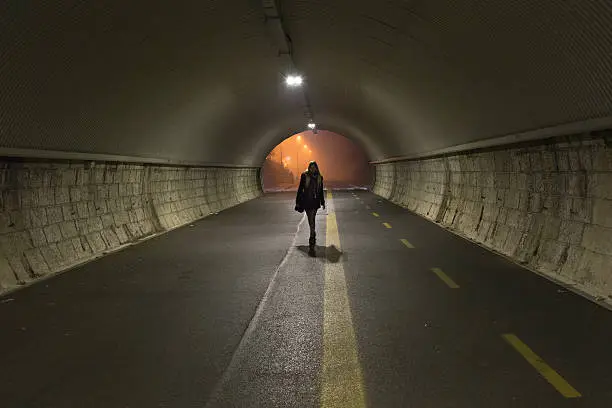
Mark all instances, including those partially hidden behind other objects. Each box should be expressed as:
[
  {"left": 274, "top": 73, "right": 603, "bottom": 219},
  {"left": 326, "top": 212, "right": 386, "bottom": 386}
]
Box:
[{"left": 295, "top": 161, "right": 325, "bottom": 253}]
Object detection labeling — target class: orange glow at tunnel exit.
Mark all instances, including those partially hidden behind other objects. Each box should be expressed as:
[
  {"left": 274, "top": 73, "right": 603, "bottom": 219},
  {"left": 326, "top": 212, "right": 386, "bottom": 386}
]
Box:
[{"left": 262, "top": 131, "right": 372, "bottom": 191}]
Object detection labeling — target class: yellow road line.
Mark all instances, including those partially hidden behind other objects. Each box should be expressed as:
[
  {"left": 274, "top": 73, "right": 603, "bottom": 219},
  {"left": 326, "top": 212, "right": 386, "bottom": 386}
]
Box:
[
  {"left": 322, "top": 191, "right": 366, "bottom": 408},
  {"left": 400, "top": 239, "right": 414, "bottom": 249},
  {"left": 502, "top": 334, "right": 581, "bottom": 398},
  {"left": 383, "top": 222, "right": 392, "bottom": 229},
  {"left": 430, "top": 267, "right": 459, "bottom": 289},
  {"left": 371, "top": 212, "right": 379, "bottom": 217}
]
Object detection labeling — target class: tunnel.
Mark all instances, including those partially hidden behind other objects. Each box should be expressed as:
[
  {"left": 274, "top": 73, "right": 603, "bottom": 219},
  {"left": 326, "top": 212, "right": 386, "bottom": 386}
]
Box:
[{"left": 1, "top": 1, "right": 611, "bottom": 407}]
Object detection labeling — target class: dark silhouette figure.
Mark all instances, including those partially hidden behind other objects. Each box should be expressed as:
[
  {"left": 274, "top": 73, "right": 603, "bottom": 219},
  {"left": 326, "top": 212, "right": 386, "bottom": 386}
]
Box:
[{"left": 295, "top": 161, "right": 325, "bottom": 255}]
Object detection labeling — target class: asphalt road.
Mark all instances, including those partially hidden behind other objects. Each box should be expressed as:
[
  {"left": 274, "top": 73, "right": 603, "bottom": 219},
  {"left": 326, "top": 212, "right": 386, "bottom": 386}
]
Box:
[{"left": 0, "top": 191, "right": 610, "bottom": 407}]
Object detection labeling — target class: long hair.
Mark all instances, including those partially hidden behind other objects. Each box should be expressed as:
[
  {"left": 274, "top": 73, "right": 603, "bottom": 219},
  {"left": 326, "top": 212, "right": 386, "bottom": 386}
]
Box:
[
  {"left": 304, "top": 161, "right": 323, "bottom": 190},
  {"left": 305, "top": 160, "right": 321, "bottom": 175}
]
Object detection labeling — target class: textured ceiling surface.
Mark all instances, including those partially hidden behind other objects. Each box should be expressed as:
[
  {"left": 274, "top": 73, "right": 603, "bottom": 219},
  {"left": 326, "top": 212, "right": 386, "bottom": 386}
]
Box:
[{"left": 1, "top": 0, "right": 612, "bottom": 165}]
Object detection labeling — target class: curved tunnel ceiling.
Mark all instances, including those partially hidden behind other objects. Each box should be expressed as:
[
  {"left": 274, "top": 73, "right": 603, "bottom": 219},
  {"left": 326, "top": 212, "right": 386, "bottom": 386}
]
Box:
[{"left": 1, "top": 1, "right": 612, "bottom": 166}]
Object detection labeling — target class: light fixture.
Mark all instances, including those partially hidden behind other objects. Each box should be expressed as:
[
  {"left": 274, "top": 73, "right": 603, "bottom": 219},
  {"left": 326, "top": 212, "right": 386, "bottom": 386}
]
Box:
[
  {"left": 285, "top": 75, "right": 303, "bottom": 87},
  {"left": 307, "top": 122, "right": 316, "bottom": 129}
]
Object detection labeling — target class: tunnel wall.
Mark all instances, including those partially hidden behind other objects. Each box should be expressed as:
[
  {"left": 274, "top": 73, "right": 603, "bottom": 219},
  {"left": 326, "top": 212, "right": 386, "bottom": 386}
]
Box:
[
  {"left": 373, "top": 134, "right": 612, "bottom": 304},
  {"left": 0, "top": 160, "right": 261, "bottom": 291}
]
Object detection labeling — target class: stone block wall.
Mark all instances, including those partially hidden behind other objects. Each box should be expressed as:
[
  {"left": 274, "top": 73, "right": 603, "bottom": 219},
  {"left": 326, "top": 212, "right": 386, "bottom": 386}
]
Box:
[
  {"left": 373, "top": 135, "right": 612, "bottom": 303},
  {"left": 373, "top": 163, "right": 395, "bottom": 199},
  {"left": 148, "top": 167, "right": 259, "bottom": 230},
  {"left": 0, "top": 161, "right": 261, "bottom": 291}
]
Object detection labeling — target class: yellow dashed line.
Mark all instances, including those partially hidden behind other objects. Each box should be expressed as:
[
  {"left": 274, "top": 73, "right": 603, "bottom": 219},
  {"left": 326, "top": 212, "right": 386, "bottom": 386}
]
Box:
[
  {"left": 502, "top": 334, "right": 581, "bottom": 398},
  {"left": 400, "top": 239, "right": 414, "bottom": 249},
  {"left": 321, "top": 191, "right": 367, "bottom": 408},
  {"left": 383, "top": 222, "right": 392, "bottom": 229},
  {"left": 430, "top": 267, "right": 459, "bottom": 288},
  {"left": 372, "top": 212, "right": 379, "bottom": 217}
]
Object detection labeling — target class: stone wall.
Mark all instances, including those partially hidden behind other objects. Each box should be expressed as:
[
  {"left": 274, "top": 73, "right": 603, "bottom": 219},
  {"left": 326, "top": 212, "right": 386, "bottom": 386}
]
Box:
[
  {"left": 0, "top": 161, "right": 261, "bottom": 291},
  {"left": 373, "top": 134, "right": 612, "bottom": 304}
]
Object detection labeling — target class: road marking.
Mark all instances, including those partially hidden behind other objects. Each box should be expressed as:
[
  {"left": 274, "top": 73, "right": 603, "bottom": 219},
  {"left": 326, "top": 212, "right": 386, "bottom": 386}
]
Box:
[
  {"left": 321, "top": 191, "right": 366, "bottom": 408},
  {"left": 502, "top": 334, "right": 581, "bottom": 398},
  {"left": 383, "top": 222, "right": 392, "bottom": 229},
  {"left": 372, "top": 212, "right": 379, "bottom": 217},
  {"left": 400, "top": 239, "right": 414, "bottom": 249},
  {"left": 430, "top": 267, "right": 459, "bottom": 288}
]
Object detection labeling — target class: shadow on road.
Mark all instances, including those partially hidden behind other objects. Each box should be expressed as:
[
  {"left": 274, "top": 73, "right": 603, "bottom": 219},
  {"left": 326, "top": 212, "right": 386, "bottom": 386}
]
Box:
[{"left": 296, "top": 244, "right": 345, "bottom": 262}]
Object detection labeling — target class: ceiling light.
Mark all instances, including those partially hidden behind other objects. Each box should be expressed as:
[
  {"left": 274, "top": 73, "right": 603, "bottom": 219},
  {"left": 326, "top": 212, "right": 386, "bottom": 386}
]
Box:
[{"left": 285, "top": 75, "right": 303, "bottom": 87}]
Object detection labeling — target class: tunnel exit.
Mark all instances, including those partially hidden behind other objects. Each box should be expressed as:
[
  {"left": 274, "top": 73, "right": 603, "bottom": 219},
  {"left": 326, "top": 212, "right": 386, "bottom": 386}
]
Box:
[{"left": 262, "top": 131, "right": 372, "bottom": 192}]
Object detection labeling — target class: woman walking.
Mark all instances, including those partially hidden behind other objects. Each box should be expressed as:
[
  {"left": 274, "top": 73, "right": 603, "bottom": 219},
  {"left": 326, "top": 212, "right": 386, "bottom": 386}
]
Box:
[{"left": 295, "top": 161, "right": 325, "bottom": 254}]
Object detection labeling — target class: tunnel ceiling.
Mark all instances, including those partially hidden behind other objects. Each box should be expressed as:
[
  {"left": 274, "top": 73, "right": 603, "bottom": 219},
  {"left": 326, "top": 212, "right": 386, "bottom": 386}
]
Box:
[{"left": 2, "top": 1, "right": 612, "bottom": 166}]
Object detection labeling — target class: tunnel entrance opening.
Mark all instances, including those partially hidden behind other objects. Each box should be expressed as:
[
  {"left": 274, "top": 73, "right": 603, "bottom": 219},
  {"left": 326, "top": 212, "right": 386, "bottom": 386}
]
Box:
[{"left": 261, "top": 131, "right": 372, "bottom": 192}]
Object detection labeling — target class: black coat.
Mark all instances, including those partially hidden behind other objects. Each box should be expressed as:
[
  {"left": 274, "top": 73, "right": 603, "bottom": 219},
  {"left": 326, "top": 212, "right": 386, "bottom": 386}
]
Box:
[{"left": 296, "top": 172, "right": 325, "bottom": 210}]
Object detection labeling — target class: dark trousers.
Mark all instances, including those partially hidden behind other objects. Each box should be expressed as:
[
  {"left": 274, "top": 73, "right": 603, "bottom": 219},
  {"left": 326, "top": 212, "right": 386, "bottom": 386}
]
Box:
[{"left": 306, "top": 208, "right": 317, "bottom": 243}]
